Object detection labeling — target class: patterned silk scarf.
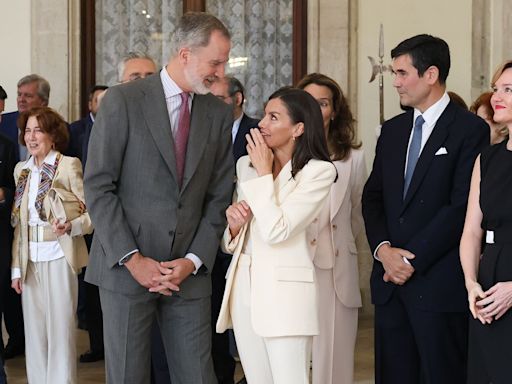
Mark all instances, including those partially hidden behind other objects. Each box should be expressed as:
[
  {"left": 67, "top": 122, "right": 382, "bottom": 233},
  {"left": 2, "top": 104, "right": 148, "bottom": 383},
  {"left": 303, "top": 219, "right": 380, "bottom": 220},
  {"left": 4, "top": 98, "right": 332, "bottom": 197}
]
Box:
[{"left": 11, "top": 154, "right": 62, "bottom": 225}]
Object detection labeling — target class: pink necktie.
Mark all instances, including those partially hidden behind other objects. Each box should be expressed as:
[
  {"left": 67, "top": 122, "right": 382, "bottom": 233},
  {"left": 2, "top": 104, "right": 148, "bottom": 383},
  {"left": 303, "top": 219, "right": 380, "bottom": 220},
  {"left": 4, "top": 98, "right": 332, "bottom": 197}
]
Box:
[{"left": 175, "top": 92, "right": 190, "bottom": 187}]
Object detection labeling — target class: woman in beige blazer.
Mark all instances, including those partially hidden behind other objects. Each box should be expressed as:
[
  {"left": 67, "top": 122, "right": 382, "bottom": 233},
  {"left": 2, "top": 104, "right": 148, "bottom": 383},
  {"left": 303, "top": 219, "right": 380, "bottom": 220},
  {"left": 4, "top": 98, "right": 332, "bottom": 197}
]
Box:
[
  {"left": 216, "top": 87, "right": 336, "bottom": 384},
  {"left": 11, "top": 107, "right": 92, "bottom": 384},
  {"left": 298, "top": 73, "right": 367, "bottom": 384}
]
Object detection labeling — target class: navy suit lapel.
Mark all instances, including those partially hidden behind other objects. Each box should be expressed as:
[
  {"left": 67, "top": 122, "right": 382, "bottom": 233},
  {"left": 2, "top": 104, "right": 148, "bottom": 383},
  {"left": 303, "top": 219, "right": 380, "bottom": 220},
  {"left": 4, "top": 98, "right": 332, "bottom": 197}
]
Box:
[
  {"left": 233, "top": 114, "right": 252, "bottom": 160},
  {"left": 402, "top": 103, "right": 454, "bottom": 210},
  {"left": 386, "top": 113, "right": 412, "bottom": 210},
  {"left": 140, "top": 76, "right": 178, "bottom": 183},
  {"left": 82, "top": 114, "right": 94, "bottom": 168}
]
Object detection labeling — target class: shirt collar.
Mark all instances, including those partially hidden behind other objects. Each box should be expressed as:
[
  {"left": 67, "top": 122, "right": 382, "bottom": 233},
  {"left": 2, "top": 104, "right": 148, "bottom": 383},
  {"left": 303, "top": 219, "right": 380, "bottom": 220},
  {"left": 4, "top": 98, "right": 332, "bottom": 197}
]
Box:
[
  {"left": 414, "top": 92, "right": 450, "bottom": 127},
  {"left": 160, "top": 67, "right": 195, "bottom": 100},
  {"left": 233, "top": 113, "right": 243, "bottom": 127},
  {"left": 22, "top": 149, "right": 59, "bottom": 170}
]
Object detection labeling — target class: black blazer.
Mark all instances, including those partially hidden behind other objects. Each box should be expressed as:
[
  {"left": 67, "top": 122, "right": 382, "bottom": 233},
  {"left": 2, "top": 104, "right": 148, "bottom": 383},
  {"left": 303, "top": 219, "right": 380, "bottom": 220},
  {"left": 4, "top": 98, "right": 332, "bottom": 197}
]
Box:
[
  {"left": 233, "top": 113, "right": 259, "bottom": 161},
  {"left": 0, "top": 111, "right": 20, "bottom": 162},
  {"left": 0, "top": 133, "right": 16, "bottom": 277},
  {"left": 68, "top": 114, "right": 94, "bottom": 168},
  {"left": 362, "top": 101, "right": 489, "bottom": 312}
]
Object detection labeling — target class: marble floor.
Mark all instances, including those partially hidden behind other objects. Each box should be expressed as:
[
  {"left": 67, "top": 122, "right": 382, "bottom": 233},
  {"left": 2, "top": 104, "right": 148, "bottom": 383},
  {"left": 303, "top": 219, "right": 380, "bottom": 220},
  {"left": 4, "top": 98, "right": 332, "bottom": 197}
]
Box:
[{"left": 3, "top": 316, "right": 375, "bottom": 383}]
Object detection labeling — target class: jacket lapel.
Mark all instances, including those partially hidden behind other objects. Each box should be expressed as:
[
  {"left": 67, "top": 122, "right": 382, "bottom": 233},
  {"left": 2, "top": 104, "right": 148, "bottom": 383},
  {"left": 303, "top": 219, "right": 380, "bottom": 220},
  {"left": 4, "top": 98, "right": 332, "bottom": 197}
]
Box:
[
  {"left": 330, "top": 158, "right": 351, "bottom": 221},
  {"left": 140, "top": 76, "right": 178, "bottom": 183},
  {"left": 402, "top": 103, "right": 453, "bottom": 210},
  {"left": 233, "top": 114, "right": 253, "bottom": 158},
  {"left": 82, "top": 117, "right": 93, "bottom": 168},
  {"left": 181, "top": 95, "right": 210, "bottom": 191},
  {"left": 273, "top": 161, "right": 297, "bottom": 203},
  {"left": 387, "top": 114, "right": 412, "bottom": 209}
]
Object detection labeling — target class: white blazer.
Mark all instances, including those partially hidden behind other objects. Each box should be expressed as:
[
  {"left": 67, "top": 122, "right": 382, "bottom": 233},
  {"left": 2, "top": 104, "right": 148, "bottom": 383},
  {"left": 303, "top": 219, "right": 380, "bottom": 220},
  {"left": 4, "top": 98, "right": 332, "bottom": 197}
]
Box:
[
  {"left": 216, "top": 156, "right": 336, "bottom": 338},
  {"left": 306, "top": 148, "right": 367, "bottom": 308}
]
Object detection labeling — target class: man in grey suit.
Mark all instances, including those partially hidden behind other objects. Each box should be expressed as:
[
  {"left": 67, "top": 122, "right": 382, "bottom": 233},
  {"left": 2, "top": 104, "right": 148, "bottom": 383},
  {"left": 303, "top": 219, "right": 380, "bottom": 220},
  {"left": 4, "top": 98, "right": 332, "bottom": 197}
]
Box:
[{"left": 84, "top": 12, "right": 234, "bottom": 384}]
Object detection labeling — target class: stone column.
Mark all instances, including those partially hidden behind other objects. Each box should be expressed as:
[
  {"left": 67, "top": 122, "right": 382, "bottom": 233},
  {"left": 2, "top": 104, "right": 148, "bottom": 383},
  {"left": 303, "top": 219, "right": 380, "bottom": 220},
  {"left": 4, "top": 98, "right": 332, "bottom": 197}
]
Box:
[
  {"left": 31, "top": 0, "right": 80, "bottom": 122},
  {"left": 307, "top": 0, "right": 373, "bottom": 317}
]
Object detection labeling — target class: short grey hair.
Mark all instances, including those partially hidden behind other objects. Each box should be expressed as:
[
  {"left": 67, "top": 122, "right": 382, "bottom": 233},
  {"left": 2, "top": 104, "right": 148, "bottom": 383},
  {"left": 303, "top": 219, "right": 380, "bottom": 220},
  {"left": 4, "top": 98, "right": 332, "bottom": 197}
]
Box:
[
  {"left": 117, "top": 51, "right": 156, "bottom": 82},
  {"left": 169, "top": 12, "right": 230, "bottom": 58},
  {"left": 17, "top": 74, "right": 50, "bottom": 105}
]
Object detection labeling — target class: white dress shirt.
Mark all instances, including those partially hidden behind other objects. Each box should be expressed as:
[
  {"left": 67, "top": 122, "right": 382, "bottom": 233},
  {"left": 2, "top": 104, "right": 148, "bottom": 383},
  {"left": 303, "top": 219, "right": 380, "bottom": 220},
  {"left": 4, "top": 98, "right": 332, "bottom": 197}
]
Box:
[{"left": 232, "top": 113, "right": 243, "bottom": 143}]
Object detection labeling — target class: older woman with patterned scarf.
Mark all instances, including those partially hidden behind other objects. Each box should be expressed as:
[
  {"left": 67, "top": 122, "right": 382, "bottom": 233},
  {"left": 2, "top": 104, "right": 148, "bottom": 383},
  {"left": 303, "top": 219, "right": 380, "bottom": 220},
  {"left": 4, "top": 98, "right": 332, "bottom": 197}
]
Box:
[{"left": 11, "top": 106, "right": 92, "bottom": 384}]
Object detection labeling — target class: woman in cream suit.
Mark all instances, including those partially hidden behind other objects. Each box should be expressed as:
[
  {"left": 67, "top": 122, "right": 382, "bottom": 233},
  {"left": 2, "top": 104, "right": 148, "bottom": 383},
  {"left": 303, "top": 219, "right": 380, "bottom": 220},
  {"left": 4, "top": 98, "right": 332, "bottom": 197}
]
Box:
[
  {"left": 298, "top": 73, "right": 367, "bottom": 384},
  {"left": 217, "top": 87, "right": 336, "bottom": 384},
  {"left": 11, "top": 107, "right": 92, "bottom": 384}
]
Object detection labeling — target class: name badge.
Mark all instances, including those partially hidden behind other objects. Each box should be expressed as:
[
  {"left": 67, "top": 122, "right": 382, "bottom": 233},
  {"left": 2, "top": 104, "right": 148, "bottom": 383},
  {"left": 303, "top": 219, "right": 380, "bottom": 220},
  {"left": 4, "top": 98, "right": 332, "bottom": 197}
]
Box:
[{"left": 486, "top": 230, "right": 495, "bottom": 244}]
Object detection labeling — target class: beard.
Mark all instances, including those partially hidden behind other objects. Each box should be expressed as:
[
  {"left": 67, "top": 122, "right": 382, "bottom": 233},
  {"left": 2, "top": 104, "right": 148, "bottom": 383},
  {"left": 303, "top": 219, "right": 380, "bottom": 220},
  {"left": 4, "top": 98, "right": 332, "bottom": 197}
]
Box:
[{"left": 183, "top": 62, "right": 214, "bottom": 95}]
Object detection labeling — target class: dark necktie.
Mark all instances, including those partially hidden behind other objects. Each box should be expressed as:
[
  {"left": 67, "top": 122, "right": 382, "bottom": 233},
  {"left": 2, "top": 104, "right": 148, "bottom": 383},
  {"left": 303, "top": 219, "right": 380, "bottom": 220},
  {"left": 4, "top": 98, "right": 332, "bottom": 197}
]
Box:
[
  {"left": 403, "top": 115, "right": 424, "bottom": 198},
  {"left": 175, "top": 92, "right": 190, "bottom": 187}
]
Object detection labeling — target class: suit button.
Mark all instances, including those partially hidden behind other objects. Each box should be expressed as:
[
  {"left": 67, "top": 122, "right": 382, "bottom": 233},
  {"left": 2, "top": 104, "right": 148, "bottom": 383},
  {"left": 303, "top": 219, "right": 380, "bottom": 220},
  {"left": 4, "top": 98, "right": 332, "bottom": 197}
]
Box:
[
  {"left": 332, "top": 224, "right": 337, "bottom": 230},
  {"left": 310, "top": 238, "right": 317, "bottom": 246},
  {"left": 335, "top": 249, "right": 339, "bottom": 257},
  {"left": 169, "top": 230, "right": 174, "bottom": 236},
  {"left": 399, "top": 217, "right": 405, "bottom": 224}
]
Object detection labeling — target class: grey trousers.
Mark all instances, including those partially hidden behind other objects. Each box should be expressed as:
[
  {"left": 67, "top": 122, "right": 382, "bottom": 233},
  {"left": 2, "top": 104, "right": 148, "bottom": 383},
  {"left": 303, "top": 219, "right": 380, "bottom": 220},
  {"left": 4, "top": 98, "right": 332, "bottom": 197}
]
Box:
[{"left": 100, "top": 288, "right": 216, "bottom": 384}]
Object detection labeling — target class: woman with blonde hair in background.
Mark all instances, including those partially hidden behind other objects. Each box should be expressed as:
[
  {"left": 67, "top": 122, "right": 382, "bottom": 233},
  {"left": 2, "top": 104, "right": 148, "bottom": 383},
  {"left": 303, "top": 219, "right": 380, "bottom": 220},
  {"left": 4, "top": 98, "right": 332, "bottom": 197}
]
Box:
[
  {"left": 11, "top": 107, "right": 92, "bottom": 384},
  {"left": 460, "top": 60, "right": 512, "bottom": 383},
  {"left": 297, "top": 73, "right": 367, "bottom": 384}
]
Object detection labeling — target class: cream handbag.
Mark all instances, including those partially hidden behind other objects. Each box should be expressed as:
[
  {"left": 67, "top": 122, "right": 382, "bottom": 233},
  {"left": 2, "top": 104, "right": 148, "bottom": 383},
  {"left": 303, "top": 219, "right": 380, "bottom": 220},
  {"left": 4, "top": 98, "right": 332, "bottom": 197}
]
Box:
[{"left": 47, "top": 187, "right": 85, "bottom": 223}]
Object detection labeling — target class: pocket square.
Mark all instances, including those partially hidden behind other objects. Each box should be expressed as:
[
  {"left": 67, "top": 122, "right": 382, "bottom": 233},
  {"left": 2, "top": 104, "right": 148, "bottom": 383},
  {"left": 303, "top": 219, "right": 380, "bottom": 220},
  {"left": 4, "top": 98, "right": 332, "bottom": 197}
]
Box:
[{"left": 435, "top": 147, "right": 448, "bottom": 155}]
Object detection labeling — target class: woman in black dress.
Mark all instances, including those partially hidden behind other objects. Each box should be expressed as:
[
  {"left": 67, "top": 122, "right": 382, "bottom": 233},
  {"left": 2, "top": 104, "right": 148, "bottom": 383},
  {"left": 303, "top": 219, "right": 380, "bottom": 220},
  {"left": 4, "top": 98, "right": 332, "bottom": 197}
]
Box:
[{"left": 460, "top": 59, "right": 512, "bottom": 384}]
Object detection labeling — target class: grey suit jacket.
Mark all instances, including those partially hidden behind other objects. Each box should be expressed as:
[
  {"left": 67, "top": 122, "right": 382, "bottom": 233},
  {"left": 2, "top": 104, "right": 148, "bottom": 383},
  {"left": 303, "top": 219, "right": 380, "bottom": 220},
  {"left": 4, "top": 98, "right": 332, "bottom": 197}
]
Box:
[{"left": 84, "top": 74, "right": 234, "bottom": 298}]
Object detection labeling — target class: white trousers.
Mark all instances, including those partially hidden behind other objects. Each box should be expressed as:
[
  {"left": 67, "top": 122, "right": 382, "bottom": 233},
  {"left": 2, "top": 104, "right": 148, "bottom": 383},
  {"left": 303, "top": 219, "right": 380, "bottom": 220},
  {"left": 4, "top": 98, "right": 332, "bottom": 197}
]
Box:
[
  {"left": 230, "top": 255, "right": 312, "bottom": 384},
  {"left": 22, "top": 258, "right": 78, "bottom": 384},
  {"left": 312, "top": 267, "right": 358, "bottom": 384}
]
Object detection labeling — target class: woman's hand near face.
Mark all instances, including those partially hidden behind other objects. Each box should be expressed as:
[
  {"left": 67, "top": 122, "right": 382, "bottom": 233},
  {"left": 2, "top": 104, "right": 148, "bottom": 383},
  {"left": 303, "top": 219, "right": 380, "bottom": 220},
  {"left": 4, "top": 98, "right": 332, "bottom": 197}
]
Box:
[
  {"left": 226, "top": 200, "right": 253, "bottom": 238},
  {"left": 52, "top": 219, "right": 71, "bottom": 236},
  {"left": 11, "top": 278, "right": 22, "bottom": 294},
  {"left": 246, "top": 128, "right": 273, "bottom": 177}
]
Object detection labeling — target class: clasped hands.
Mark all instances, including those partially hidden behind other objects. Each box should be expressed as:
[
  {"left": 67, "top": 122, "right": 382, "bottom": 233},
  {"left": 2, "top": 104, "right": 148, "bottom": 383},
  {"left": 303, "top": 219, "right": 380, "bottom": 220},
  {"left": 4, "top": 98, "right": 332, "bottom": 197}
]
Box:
[
  {"left": 124, "top": 252, "right": 195, "bottom": 296},
  {"left": 52, "top": 219, "right": 71, "bottom": 236},
  {"left": 467, "top": 280, "right": 512, "bottom": 324},
  {"left": 377, "top": 243, "right": 416, "bottom": 285}
]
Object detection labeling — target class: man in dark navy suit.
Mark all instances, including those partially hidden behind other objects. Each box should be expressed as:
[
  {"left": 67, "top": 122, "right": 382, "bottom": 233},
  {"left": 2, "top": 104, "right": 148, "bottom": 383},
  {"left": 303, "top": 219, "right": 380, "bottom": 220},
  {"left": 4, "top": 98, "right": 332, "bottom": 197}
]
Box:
[
  {"left": 210, "top": 76, "right": 259, "bottom": 161},
  {"left": 209, "top": 76, "right": 258, "bottom": 384},
  {"left": 68, "top": 85, "right": 108, "bottom": 163},
  {"left": 68, "top": 85, "right": 108, "bottom": 363},
  {"left": 362, "top": 35, "right": 488, "bottom": 384}
]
